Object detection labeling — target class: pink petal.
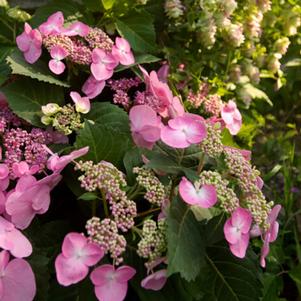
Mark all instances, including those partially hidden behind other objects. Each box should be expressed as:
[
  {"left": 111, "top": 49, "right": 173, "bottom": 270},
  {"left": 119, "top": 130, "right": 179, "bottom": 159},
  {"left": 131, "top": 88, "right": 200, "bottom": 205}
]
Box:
[
  {"left": 15, "top": 175, "right": 36, "bottom": 192},
  {"left": 115, "top": 266, "right": 136, "bottom": 283},
  {"left": 1, "top": 256, "right": 36, "bottom": 301},
  {"left": 129, "top": 105, "right": 159, "bottom": 131},
  {"left": 224, "top": 218, "right": 241, "bottom": 245},
  {"left": 91, "top": 63, "right": 114, "bottom": 81},
  {"left": 229, "top": 232, "right": 250, "bottom": 258},
  {"left": 90, "top": 264, "right": 114, "bottom": 286},
  {"left": 49, "top": 59, "right": 66, "bottom": 74},
  {"left": 132, "top": 133, "right": 156, "bottom": 150},
  {"left": 39, "top": 11, "right": 64, "bottom": 35},
  {"left": 0, "top": 164, "right": 9, "bottom": 180},
  {"left": 231, "top": 207, "right": 252, "bottom": 233},
  {"left": 81, "top": 243, "right": 104, "bottom": 266},
  {"left": 70, "top": 92, "right": 91, "bottom": 114},
  {"left": 31, "top": 185, "right": 50, "bottom": 213},
  {"left": 260, "top": 233, "right": 270, "bottom": 268},
  {"left": 141, "top": 269, "right": 167, "bottom": 291},
  {"left": 157, "top": 64, "right": 169, "bottom": 83},
  {"left": 55, "top": 254, "right": 89, "bottom": 286},
  {"left": 115, "top": 37, "right": 131, "bottom": 52},
  {"left": 138, "top": 125, "right": 161, "bottom": 142},
  {"left": 112, "top": 46, "right": 134, "bottom": 66},
  {"left": 269, "top": 221, "right": 279, "bottom": 242},
  {"left": 268, "top": 205, "right": 281, "bottom": 224},
  {"left": 82, "top": 76, "right": 105, "bottom": 99},
  {"left": 161, "top": 126, "right": 190, "bottom": 148},
  {"left": 62, "top": 21, "right": 90, "bottom": 37},
  {"left": 12, "top": 162, "right": 30, "bottom": 178},
  {"left": 0, "top": 191, "right": 6, "bottom": 214},
  {"left": 61, "top": 232, "right": 87, "bottom": 258},
  {"left": 24, "top": 44, "right": 42, "bottom": 64},
  {"left": 16, "top": 31, "right": 30, "bottom": 52},
  {"left": 50, "top": 45, "right": 68, "bottom": 60}
]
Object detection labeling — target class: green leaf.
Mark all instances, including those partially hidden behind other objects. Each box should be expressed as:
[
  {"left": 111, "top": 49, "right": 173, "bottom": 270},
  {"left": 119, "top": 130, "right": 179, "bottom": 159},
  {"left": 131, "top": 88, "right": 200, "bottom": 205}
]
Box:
[
  {"left": 75, "top": 121, "right": 133, "bottom": 168},
  {"left": 123, "top": 147, "right": 144, "bottom": 184},
  {"left": 199, "top": 243, "right": 263, "bottom": 301},
  {"left": 30, "top": 0, "right": 85, "bottom": 27},
  {"left": 78, "top": 192, "right": 99, "bottom": 201},
  {"left": 167, "top": 197, "right": 206, "bottom": 281},
  {"left": 6, "top": 51, "right": 70, "bottom": 87},
  {"left": 241, "top": 83, "right": 273, "bottom": 106},
  {"left": 285, "top": 58, "right": 301, "bottom": 67},
  {"left": 262, "top": 273, "right": 283, "bottom": 301},
  {"left": 86, "top": 102, "right": 130, "bottom": 134},
  {"left": 1, "top": 78, "right": 64, "bottom": 126},
  {"left": 115, "top": 54, "right": 161, "bottom": 72},
  {"left": 0, "top": 45, "right": 13, "bottom": 85},
  {"left": 102, "top": 0, "right": 115, "bottom": 10},
  {"left": 7, "top": 6, "right": 31, "bottom": 21},
  {"left": 115, "top": 11, "right": 156, "bottom": 54}
]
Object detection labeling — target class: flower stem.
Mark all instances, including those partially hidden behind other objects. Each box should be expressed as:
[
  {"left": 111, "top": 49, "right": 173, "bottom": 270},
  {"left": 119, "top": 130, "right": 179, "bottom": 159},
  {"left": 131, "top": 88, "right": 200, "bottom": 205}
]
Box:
[
  {"left": 136, "top": 207, "right": 161, "bottom": 218},
  {"left": 101, "top": 189, "right": 109, "bottom": 217}
]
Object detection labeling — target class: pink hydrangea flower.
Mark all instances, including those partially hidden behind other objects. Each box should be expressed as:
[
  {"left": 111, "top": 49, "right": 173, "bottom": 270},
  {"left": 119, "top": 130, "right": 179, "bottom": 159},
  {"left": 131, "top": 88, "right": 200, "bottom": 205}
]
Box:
[
  {"left": 91, "top": 49, "right": 118, "bottom": 81},
  {"left": 82, "top": 75, "right": 105, "bottom": 99},
  {"left": 62, "top": 21, "right": 90, "bottom": 37},
  {"left": 224, "top": 207, "right": 252, "bottom": 258},
  {"left": 70, "top": 92, "right": 91, "bottom": 114},
  {"left": 39, "top": 11, "right": 64, "bottom": 35},
  {"left": 48, "top": 46, "right": 68, "bottom": 75},
  {"left": 0, "top": 164, "right": 9, "bottom": 191},
  {"left": 0, "top": 216, "right": 32, "bottom": 258},
  {"left": 179, "top": 177, "right": 217, "bottom": 208},
  {"left": 141, "top": 269, "right": 167, "bottom": 291},
  {"left": 5, "top": 174, "right": 62, "bottom": 229},
  {"left": 16, "top": 23, "right": 42, "bottom": 64},
  {"left": 45, "top": 146, "right": 89, "bottom": 173},
  {"left": 161, "top": 114, "right": 207, "bottom": 148},
  {"left": 157, "top": 64, "right": 169, "bottom": 83},
  {"left": 260, "top": 204, "right": 281, "bottom": 268},
  {"left": 129, "top": 105, "right": 162, "bottom": 150},
  {"left": 90, "top": 264, "right": 136, "bottom": 301},
  {"left": 112, "top": 37, "right": 135, "bottom": 66},
  {"left": 55, "top": 232, "right": 104, "bottom": 286},
  {"left": 221, "top": 100, "right": 242, "bottom": 135},
  {"left": 0, "top": 250, "right": 36, "bottom": 301},
  {"left": 12, "top": 161, "right": 39, "bottom": 178}
]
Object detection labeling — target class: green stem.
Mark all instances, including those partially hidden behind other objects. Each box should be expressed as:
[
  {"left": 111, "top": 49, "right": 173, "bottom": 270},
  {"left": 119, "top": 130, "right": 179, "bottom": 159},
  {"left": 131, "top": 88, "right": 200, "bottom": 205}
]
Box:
[
  {"left": 101, "top": 189, "right": 109, "bottom": 217},
  {"left": 197, "top": 152, "right": 205, "bottom": 174},
  {"left": 136, "top": 207, "right": 161, "bottom": 218}
]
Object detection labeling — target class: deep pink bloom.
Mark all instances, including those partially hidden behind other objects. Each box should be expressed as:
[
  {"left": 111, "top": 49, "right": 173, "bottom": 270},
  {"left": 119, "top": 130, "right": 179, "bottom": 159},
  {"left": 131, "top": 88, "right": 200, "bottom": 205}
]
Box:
[
  {"left": 90, "top": 264, "right": 136, "bottom": 301},
  {"left": 0, "top": 164, "right": 9, "bottom": 191},
  {"left": 260, "top": 204, "right": 281, "bottom": 268},
  {"left": 62, "top": 21, "right": 90, "bottom": 37},
  {"left": 224, "top": 207, "right": 252, "bottom": 258},
  {"left": 91, "top": 49, "right": 118, "bottom": 81},
  {"left": 16, "top": 23, "right": 42, "bottom": 64},
  {"left": 179, "top": 177, "right": 217, "bottom": 208},
  {"left": 141, "top": 269, "right": 167, "bottom": 291},
  {"left": 48, "top": 46, "right": 68, "bottom": 75},
  {"left": 82, "top": 75, "right": 105, "bottom": 99},
  {"left": 221, "top": 100, "right": 242, "bottom": 135},
  {"left": 0, "top": 250, "right": 36, "bottom": 301},
  {"left": 0, "top": 216, "right": 32, "bottom": 258},
  {"left": 161, "top": 114, "right": 207, "bottom": 148},
  {"left": 12, "top": 161, "right": 39, "bottom": 178},
  {"left": 70, "top": 91, "right": 91, "bottom": 114},
  {"left": 39, "top": 11, "right": 64, "bottom": 35},
  {"left": 129, "top": 105, "right": 162, "bottom": 150},
  {"left": 45, "top": 146, "right": 89, "bottom": 173},
  {"left": 55, "top": 232, "right": 104, "bottom": 286},
  {"left": 5, "top": 174, "right": 62, "bottom": 229},
  {"left": 112, "top": 37, "right": 135, "bottom": 66}
]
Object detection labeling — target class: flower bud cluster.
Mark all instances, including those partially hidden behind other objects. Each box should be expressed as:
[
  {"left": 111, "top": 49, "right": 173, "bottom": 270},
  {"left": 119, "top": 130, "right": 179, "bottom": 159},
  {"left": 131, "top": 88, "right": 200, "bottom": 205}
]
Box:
[
  {"left": 76, "top": 160, "right": 136, "bottom": 231},
  {"left": 137, "top": 219, "right": 167, "bottom": 264},
  {"left": 133, "top": 167, "right": 168, "bottom": 207},
  {"left": 165, "top": 0, "right": 185, "bottom": 19},
  {"left": 200, "top": 122, "right": 223, "bottom": 158},
  {"left": 198, "top": 170, "right": 239, "bottom": 213},
  {"left": 86, "top": 217, "right": 126, "bottom": 265},
  {"left": 223, "top": 147, "right": 273, "bottom": 228},
  {"left": 41, "top": 104, "right": 83, "bottom": 135}
]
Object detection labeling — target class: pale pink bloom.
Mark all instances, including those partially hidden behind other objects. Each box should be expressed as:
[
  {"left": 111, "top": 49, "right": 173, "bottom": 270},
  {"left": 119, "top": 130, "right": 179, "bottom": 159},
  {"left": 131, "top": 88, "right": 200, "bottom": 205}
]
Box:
[
  {"left": 179, "top": 177, "right": 217, "bottom": 208},
  {"left": 256, "top": 176, "right": 264, "bottom": 190},
  {"left": 91, "top": 49, "right": 118, "bottom": 81},
  {"left": 0, "top": 250, "right": 36, "bottom": 301},
  {"left": 0, "top": 164, "right": 9, "bottom": 191},
  {"left": 70, "top": 91, "right": 91, "bottom": 114},
  {"left": 141, "top": 269, "right": 167, "bottom": 291},
  {"left": 224, "top": 207, "right": 252, "bottom": 258},
  {"left": 16, "top": 23, "right": 42, "bottom": 64},
  {"left": 48, "top": 46, "right": 68, "bottom": 75},
  {"left": 0, "top": 216, "right": 32, "bottom": 258},
  {"left": 5, "top": 174, "right": 61, "bottom": 229},
  {"left": 260, "top": 204, "right": 281, "bottom": 268},
  {"left": 90, "top": 264, "right": 136, "bottom": 301},
  {"left": 62, "top": 21, "right": 90, "bottom": 37},
  {"left": 55, "top": 232, "right": 104, "bottom": 286},
  {"left": 12, "top": 161, "right": 39, "bottom": 178},
  {"left": 39, "top": 11, "right": 64, "bottom": 35},
  {"left": 221, "top": 100, "right": 242, "bottom": 135},
  {"left": 45, "top": 146, "right": 89, "bottom": 173},
  {"left": 112, "top": 37, "right": 135, "bottom": 66},
  {"left": 82, "top": 75, "right": 105, "bottom": 99},
  {"left": 129, "top": 105, "right": 162, "bottom": 150},
  {"left": 161, "top": 113, "right": 207, "bottom": 148}
]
